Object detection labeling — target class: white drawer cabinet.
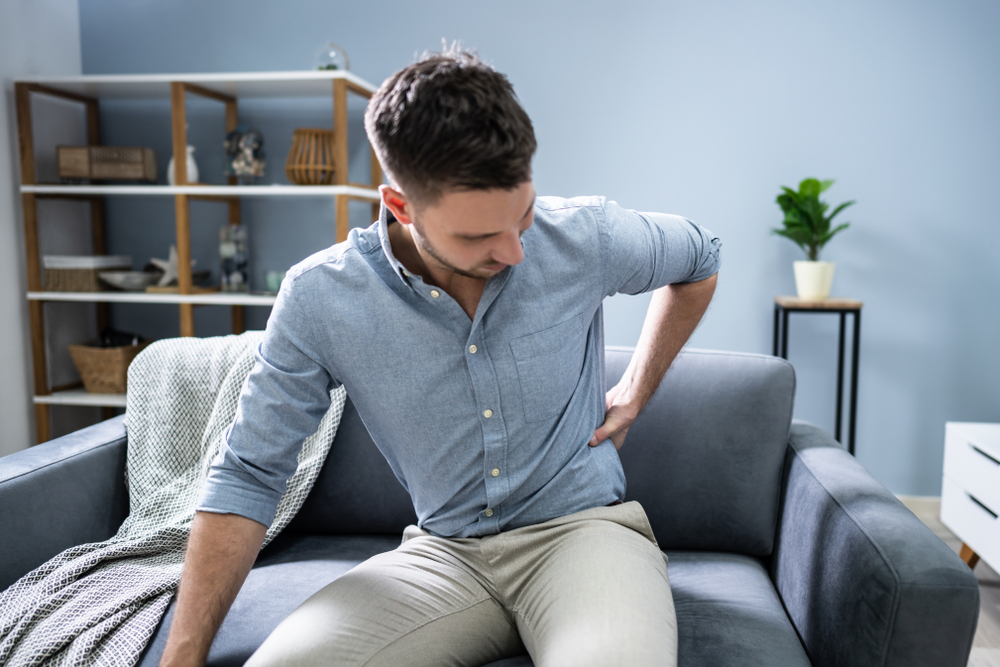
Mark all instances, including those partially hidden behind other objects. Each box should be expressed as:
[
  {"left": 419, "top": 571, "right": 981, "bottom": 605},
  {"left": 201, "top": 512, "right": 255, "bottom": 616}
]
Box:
[{"left": 941, "top": 422, "right": 1000, "bottom": 571}]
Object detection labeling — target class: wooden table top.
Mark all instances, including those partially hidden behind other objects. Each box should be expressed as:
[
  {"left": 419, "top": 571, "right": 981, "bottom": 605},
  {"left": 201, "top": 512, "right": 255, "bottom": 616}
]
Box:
[{"left": 775, "top": 296, "right": 863, "bottom": 310}]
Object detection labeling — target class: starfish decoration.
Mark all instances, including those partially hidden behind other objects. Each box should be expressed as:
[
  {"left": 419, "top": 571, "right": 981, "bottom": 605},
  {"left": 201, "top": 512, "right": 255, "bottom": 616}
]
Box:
[{"left": 149, "top": 245, "right": 197, "bottom": 287}]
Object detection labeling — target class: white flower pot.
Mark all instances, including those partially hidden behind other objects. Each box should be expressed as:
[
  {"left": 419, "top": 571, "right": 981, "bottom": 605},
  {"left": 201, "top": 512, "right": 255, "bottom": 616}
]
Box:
[{"left": 793, "top": 261, "right": 835, "bottom": 300}]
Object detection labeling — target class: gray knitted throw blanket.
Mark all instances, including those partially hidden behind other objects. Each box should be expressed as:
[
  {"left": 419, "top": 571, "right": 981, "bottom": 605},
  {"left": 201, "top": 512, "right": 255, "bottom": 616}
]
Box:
[{"left": 0, "top": 332, "right": 347, "bottom": 666}]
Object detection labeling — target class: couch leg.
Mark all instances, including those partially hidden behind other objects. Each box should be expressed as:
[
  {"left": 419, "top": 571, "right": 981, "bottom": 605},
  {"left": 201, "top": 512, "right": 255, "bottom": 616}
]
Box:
[{"left": 959, "top": 543, "right": 980, "bottom": 570}]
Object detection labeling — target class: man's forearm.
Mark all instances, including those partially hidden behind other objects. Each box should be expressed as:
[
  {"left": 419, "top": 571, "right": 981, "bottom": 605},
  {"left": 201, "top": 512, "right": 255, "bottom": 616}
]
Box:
[
  {"left": 590, "top": 273, "right": 717, "bottom": 450},
  {"left": 618, "top": 273, "right": 718, "bottom": 409},
  {"left": 159, "top": 511, "right": 268, "bottom": 667}
]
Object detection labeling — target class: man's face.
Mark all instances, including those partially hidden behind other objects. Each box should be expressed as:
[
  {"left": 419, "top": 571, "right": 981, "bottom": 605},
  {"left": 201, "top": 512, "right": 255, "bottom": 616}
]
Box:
[{"left": 408, "top": 182, "right": 535, "bottom": 281}]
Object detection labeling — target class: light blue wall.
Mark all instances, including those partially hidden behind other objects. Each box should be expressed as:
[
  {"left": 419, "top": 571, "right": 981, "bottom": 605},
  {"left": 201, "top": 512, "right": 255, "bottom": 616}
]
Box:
[
  {"left": 78, "top": 0, "right": 1000, "bottom": 495},
  {"left": 1, "top": 0, "right": 86, "bottom": 453}
]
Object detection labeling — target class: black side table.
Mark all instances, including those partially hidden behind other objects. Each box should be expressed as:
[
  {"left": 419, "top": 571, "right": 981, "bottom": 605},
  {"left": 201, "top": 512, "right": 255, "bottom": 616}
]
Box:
[{"left": 773, "top": 296, "right": 863, "bottom": 455}]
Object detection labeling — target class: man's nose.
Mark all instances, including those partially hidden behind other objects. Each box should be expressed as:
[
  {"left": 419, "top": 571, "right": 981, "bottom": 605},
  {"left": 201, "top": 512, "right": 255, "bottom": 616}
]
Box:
[{"left": 496, "top": 229, "right": 525, "bottom": 266}]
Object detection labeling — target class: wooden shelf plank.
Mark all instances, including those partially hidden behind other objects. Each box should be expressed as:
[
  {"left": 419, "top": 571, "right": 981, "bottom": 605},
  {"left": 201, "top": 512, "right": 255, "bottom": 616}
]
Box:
[
  {"left": 22, "top": 184, "right": 380, "bottom": 200},
  {"left": 18, "top": 70, "right": 378, "bottom": 100},
  {"left": 774, "top": 295, "right": 863, "bottom": 310},
  {"left": 28, "top": 291, "right": 277, "bottom": 306},
  {"left": 34, "top": 389, "right": 127, "bottom": 408}
]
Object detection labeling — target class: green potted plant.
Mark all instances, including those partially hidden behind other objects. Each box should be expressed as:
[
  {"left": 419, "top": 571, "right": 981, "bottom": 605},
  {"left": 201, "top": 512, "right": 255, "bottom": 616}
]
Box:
[{"left": 772, "top": 177, "right": 854, "bottom": 299}]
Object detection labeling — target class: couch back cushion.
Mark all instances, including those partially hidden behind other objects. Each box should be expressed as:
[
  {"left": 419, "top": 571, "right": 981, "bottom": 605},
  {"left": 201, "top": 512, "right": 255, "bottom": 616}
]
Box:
[
  {"left": 288, "top": 396, "right": 418, "bottom": 535},
  {"left": 292, "top": 347, "right": 795, "bottom": 556},
  {"left": 610, "top": 348, "right": 795, "bottom": 555}
]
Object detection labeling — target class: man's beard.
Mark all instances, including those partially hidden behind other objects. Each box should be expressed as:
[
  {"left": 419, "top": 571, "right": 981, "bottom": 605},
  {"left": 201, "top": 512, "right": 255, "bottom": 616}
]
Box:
[{"left": 411, "top": 222, "right": 513, "bottom": 281}]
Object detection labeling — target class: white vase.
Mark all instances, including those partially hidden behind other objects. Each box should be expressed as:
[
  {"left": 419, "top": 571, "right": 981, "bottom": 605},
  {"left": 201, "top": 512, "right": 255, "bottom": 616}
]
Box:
[
  {"left": 167, "top": 146, "right": 199, "bottom": 185},
  {"left": 793, "top": 261, "right": 835, "bottom": 300}
]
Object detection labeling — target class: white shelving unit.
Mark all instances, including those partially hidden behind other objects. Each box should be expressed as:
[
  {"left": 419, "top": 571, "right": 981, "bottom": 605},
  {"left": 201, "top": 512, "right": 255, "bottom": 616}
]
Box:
[{"left": 15, "top": 70, "right": 382, "bottom": 438}]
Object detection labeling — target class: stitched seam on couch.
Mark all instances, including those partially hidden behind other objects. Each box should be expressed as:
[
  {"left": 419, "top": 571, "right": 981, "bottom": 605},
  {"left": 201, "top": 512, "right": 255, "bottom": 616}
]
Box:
[
  {"left": 792, "top": 446, "right": 901, "bottom": 667},
  {"left": 0, "top": 438, "right": 125, "bottom": 485}
]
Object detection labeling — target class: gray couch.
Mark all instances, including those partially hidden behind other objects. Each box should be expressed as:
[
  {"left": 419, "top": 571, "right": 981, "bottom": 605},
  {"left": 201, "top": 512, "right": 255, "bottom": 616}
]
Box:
[{"left": 0, "top": 348, "right": 980, "bottom": 666}]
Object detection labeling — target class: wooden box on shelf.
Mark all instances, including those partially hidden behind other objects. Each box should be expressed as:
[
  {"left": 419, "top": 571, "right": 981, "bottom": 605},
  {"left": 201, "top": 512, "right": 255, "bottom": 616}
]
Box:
[
  {"left": 57, "top": 146, "right": 158, "bottom": 182},
  {"left": 68, "top": 340, "right": 150, "bottom": 394}
]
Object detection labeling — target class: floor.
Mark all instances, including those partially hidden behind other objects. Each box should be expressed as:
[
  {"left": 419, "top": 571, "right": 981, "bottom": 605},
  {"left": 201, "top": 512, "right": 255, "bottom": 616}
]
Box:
[{"left": 901, "top": 497, "right": 1000, "bottom": 667}]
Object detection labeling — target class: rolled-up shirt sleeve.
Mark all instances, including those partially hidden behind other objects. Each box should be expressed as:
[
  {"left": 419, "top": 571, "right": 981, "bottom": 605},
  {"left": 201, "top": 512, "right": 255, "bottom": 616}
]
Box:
[
  {"left": 197, "top": 272, "right": 340, "bottom": 527},
  {"left": 600, "top": 199, "right": 721, "bottom": 297}
]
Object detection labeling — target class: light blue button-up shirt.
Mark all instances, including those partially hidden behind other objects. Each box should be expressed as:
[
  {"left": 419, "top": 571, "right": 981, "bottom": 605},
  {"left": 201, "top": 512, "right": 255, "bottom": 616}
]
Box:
[{"left": 198, "top": 196, "right": 721, "bottom": 537}]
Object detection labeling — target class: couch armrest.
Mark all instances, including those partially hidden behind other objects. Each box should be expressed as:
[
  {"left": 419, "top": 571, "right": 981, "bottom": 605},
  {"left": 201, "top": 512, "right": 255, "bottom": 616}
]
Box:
[
  {"left": 771, "top": 422, "right": 979, "bottom": 667},
  {"left": 0, "top": 416, "right": 129, "bottom": 592}
]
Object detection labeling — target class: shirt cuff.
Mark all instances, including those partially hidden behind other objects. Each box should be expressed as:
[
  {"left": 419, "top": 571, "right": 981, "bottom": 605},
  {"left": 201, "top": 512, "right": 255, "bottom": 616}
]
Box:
[{"left": 197, "top": 465, "right": 282, "bottom": 528}]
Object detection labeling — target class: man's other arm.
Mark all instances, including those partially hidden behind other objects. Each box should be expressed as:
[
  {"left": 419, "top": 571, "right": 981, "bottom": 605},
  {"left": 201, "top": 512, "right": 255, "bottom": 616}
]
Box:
[
  {"left": 159, "top": 511, "right": 267, "bottom": 667},
  {"left": 160, "top": 270, "right": 338, "bottom": 666},
  {"left": 590, "top": 272, "right": 718, "bottom": 450}
]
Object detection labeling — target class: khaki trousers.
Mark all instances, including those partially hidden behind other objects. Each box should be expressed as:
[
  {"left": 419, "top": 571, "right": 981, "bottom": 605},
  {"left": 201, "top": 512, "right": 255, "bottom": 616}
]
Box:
[{"left": 246, "top": 501, "right": 677, "bottom": 667}]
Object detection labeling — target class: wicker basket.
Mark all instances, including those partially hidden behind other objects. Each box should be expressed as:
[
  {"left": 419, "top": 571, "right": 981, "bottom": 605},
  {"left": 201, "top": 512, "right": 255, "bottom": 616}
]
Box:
[
  {"left": 285, "top": 128, "right": 337, "bottom": 185},
  {"left": 69, "top": 341, "right": 151, "bottom": 394},
  {"left": 46, "top": 267, "right": 124, "bottom": 292},
  {"left": 43, "top": 255, "right": 132, "bottom": 292}
]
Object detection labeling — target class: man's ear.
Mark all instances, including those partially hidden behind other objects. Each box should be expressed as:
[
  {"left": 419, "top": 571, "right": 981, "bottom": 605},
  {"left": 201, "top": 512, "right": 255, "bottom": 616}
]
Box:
[{"left": 380, "top": 184, "right": 415, "bottom": 225}]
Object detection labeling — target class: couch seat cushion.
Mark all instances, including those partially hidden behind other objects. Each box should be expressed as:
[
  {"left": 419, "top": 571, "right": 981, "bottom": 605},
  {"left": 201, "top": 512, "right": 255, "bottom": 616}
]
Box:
[
  {"left": 137, "top": 533, "right": 402, "bottom": 667},
  {"left": 665, "top": 552, "right": 811, "bottom": 667},
  {"left": 139, "top": 538, "right": 811, "bottom": 667}
]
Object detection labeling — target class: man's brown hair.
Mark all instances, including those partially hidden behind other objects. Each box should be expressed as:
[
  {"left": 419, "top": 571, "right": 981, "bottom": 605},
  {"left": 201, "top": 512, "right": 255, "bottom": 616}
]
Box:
[{"left": 364, "top": 46, "right": 537, "bottom": 207}]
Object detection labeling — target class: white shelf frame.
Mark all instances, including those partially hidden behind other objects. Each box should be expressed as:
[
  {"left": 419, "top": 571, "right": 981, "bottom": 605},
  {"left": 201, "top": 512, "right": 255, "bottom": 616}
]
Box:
[
  {"left": 23, "top": 184, "right": 381, "bottom": 199},
  {"left": 21, "top": 70, "right": 379, "bottom": 99},
  {"left": 28, "top": 291, "right": 278, "bottom": 306},
  {"left": 33, "top": 389, "right": 127, "bottom": 408}
]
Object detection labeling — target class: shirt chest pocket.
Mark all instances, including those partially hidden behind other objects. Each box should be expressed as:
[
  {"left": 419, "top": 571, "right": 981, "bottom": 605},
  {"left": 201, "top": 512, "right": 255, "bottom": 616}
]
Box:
[{"left": 509, "top": 313, "right": 587, "bottom": 423}]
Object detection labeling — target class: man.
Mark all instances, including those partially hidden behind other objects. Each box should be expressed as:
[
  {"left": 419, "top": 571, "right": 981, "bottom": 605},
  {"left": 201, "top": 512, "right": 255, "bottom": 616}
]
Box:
[{"left": 160, "top": 48, "right": 719, "bottom": 667}]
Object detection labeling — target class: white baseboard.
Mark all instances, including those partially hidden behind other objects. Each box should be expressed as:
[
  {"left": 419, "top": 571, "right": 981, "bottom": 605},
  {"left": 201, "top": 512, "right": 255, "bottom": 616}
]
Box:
[{"left": 896, "top": 495, "right": 941, "bottom": 515}]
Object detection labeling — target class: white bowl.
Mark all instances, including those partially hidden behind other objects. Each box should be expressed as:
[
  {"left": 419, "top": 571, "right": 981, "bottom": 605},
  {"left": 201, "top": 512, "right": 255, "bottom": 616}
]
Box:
[{"left": 99, "top": 271, "right": 161, "bottom": 291}]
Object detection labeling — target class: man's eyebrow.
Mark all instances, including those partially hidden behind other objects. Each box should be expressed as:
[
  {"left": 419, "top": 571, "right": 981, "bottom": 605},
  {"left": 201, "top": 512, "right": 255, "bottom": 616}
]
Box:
[{"left": 456, "top": 199, "right": 535, "bottom": 240}]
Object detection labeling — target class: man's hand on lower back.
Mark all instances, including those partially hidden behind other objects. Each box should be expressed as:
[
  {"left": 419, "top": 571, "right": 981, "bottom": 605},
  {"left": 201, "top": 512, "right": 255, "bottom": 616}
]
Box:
[
  {"left": 589, "top": 382, "right": 639, "bottom": 451},
  {"left": 589, "top": 274, "right": 718, "bottom": 452}
]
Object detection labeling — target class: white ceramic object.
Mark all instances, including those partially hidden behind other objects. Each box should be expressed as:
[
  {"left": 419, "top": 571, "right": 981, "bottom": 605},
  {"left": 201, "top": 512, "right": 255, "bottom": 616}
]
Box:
[
  {"left": 793, "top": 261, "right": 835, "bottom": 300},
  {"left": 98, "top": 271, "right": 161, "bottom": 291},
  {"left": 167, "top": 146, "right": 199, "bottom": 185}
]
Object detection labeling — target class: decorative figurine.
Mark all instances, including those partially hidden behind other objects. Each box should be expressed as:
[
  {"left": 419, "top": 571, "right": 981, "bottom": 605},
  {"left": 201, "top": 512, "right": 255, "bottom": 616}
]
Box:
[
  {"left": 224, "top": 125, "right": 266, "bottom": 184},
  {"left": 149, "top": 245, "right": 197, "bottom": 287}
]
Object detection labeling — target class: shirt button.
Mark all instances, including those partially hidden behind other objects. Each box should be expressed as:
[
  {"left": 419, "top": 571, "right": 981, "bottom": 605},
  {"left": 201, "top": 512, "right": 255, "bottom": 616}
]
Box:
[
  {"left": 430, "top": 289, "right": 440, "bottom": 298},
  {"left": 491, "top": 468, "right": 500, "bottom": 477},
  {"left": 469, "top": 344, "right": 478, "bottom": 354},
  {"left": 483, "top": 409, "right": 493, "bottom": 418},
  {"left": 485, "top": 509, "right": 494, "bottom": 517}
]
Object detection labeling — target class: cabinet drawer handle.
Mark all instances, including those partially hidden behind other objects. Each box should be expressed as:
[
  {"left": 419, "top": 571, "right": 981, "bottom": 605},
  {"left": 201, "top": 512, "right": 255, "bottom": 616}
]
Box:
[
  {"left": 970, "top": 444, "right": 1000, "bottom": 465},
  {"left": 968, "top": 493, "right": 999, "bottom": 519}
]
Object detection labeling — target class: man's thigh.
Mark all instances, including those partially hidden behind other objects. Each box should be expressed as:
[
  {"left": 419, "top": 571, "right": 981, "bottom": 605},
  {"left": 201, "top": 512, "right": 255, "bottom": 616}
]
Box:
[
  {"left": 245, "top": 536, "right": 523, "bottom": 667},
  {"left": 495, "top": 502, "right": 677, "bottom": 667}
]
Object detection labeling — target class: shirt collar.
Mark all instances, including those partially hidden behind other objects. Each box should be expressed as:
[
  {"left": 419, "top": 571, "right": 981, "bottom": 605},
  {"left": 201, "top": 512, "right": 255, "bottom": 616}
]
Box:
[{"left": 376, "top": 202, "right": 414, "bottom": 287}]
